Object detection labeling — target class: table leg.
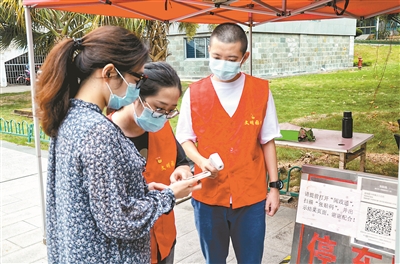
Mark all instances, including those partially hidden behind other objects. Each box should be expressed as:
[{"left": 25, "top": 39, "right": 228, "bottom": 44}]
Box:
[
  {"left": 359, "top": 143, "right": 367, "bottom": 172},
  {"left": 339, "top": 153, "right": 346, "bottom": 170}
]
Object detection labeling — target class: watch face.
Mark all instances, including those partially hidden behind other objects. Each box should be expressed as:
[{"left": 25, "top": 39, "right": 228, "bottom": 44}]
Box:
[{"left": 278, "top": 180, "right": 284, "bottom": 190}]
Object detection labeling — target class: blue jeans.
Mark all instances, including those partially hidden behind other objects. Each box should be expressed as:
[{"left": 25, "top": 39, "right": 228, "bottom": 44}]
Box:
[{"left": 191, "top": 199, "right": 266, "bottom": 264}]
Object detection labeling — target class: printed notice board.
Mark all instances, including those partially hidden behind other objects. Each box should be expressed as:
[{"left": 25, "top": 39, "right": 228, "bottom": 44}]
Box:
[{"left": 290, "top": 165, "right": 397, "bottom": 264}]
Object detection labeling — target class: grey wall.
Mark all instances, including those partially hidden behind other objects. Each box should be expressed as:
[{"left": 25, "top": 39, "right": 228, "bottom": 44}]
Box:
[{"left": 166, "top": 18, "right": 356, "bottom": 80}]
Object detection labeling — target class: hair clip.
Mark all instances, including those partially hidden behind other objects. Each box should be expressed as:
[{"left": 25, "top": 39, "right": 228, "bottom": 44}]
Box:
[{"left": 73, "top": 38, "right": 83, "bottom": 50}]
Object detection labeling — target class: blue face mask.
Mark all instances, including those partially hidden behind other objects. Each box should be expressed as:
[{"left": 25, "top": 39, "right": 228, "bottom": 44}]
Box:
[
  {"left": 133, "top": 98, "right": 168, "bottom": 132},
  {"left": 106, "top": 68, "right": 140, "bottom": 110},
  {"left": 209, "top": 57, "right": 243, "bottom": 81}
]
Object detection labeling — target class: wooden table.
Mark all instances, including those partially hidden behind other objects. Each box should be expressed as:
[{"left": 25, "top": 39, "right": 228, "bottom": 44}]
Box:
[{"left": 275, "top": 123, "right": 374, "bottom": 171}]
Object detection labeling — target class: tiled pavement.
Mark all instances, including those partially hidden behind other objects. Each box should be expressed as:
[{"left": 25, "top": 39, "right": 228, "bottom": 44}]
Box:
[{"left": 1, "top": 140, "right": 297, "bottom": 263}]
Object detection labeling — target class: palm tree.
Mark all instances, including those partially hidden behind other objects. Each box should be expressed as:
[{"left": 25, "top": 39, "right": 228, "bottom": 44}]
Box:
[
  {"left": 89, "top": 16, "right": 167, "bottom": 61},
  {"left": 1, "top": 0, "right": 29, "bottom": 51},
  {"left": 1, "top": 0, "right": 91, "bottom": 54}
]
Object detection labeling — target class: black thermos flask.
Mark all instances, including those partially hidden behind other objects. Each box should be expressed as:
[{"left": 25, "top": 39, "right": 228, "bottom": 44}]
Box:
[{"left": 342, "top": 111, "right": 353, "bottom": 138}]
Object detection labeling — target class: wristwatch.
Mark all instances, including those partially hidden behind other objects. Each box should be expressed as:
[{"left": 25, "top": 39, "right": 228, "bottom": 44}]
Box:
[{"left": 269, "top": 180, "right": 284, "bottom": 190}]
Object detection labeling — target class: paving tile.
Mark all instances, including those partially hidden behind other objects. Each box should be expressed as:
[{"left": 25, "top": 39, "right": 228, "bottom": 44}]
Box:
[
  {"left": 176, "top": 250, "right": 205, "bottom": 264},
  {"left": 266, "top": 207, "right": 296, "bottom": 237},
  {"left": 1, "top": 176, "right": 39, "bottom": 197},
  {"left": 1, "top": 195, "right": 21, "bottom": 207},
  {"left": 266, "top": 222, "right": 295, "bottom": 257},
  {"left": 1, "top": 148, "right": 47, "bottom": 182},
  {"left": 1, "top": 240, "right": 21, "bottom": 257},
  {"left": 11, "top": 187, "right": 44, "bottom": 202},
  {"left": 7, "top": 228, "right": 44, "bottom": 248},
  {"left": 175, "top": 211, "right": 196, "bottom": 237},
  {"left": 1, "top": 242, "right": 47, "bottom": 264},
  {"left": 2, "top": 206, "right": 42, "bottom": 227},
  {"left": 32, "top": 257, "right": 48, "bottom": 263},
  {"left": 2, "top": 221, "right": 37, "bottom": 240},
  {"left": 1, "top": 199, "right": 39, "bottom": 214},
  {"left": 174, "top": 229, "right": 201, "bottom": 262},
  {"left": 261, "top": 248, "right": 290, "bottom": 264},
  {"left": 24, "top": 215, "right": 45, "bottom": 228},
  {"left": 226, "top": 241, "right": 236, "bottom": 263}
]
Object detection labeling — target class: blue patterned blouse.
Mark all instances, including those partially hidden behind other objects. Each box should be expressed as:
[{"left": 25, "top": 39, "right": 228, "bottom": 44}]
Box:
[{"left": 46, "top": 99, "right": 175, "bottom": 263}]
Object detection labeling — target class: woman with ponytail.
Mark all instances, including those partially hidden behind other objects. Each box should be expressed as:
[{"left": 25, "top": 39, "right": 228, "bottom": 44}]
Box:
[{"left": 36, "top": 26, "right": 201, "bottom": 263}]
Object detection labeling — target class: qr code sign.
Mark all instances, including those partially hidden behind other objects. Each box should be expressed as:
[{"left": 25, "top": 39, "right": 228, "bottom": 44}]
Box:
[{"left": 365, "top": 207, "right": 393, "bottom": 236}]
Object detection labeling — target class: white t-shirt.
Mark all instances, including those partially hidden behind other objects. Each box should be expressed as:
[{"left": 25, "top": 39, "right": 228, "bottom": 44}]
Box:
[{"left": 176, "top": 73, "right": 282, "bottom": 145}]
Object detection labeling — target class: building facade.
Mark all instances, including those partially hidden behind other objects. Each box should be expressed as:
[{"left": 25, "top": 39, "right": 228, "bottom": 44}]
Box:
[{"left": 166, "top": 18, "right": 357, "bottom": 80}]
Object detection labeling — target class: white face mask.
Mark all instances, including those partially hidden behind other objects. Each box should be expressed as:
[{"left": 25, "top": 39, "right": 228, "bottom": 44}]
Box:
[
  {"left": 209, "top": 57, "right": 243, "bottom": 81},
  {"left": 133, "top": 97, "right": 168, "bottom": 132},
  {"left": 106, "top": 67, "right": 140, "bottom": 110}
]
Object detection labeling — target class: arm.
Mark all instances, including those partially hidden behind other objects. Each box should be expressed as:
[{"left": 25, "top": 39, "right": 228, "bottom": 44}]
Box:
[
  {"left": 176, "top": 88, "right": 218, "bottom": 178},
  {"left": 260, "top": 90, "right": 281, "bottom": 216},
  {"left": 83, "top": 121, "right": 199, "bottom": 240},
  {"left": 181, "top": 139, "right": 219, "bottom": 179},
  {"left": 262, "top": 140, "right": 280, "bottom": 216}
]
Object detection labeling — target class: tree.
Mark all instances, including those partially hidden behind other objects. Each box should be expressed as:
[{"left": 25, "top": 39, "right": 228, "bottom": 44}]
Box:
[
  {"left": 377, "top": 13, "right": 400, "bottom": 39},
  {"left": 1, "top": 0, "right": 201, "bottom": 61},
  {"left": 1, "top": 0, "right": 91, "bottom": 54},
  {"left": 0, "top": 0, "right": 25, "bottom": 50},
  {"left": 355, "top": 28, "right": 363, "bottom": 37}
]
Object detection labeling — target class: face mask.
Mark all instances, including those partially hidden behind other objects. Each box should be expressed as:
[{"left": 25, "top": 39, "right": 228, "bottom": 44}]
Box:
[
  {"left": 133, "top": 99, "right": 168, "bottom": 132},
  {"left": 106, "top": 68, "right": 140, "bottom": 110},
  {"left": 209, "top": 57, "right": 243, "bottom": 81}
]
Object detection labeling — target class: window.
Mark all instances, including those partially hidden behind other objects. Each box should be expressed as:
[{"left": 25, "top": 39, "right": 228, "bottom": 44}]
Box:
[{"left": 185, "top": 37, "right": 210, "bottom": 59}]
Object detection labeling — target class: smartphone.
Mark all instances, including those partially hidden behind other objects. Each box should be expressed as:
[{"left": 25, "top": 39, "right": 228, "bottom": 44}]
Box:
[{"left": 186, "top": 171, "right": 211, "bottom": 181}]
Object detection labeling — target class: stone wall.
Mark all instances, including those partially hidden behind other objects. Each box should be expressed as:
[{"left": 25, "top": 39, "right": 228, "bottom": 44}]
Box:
[
  {"left": 166, "top": 32, "right": 354, "bottom": 80},
  {"left": 166, "top": 32, "right": 210, "bottom": 80}
]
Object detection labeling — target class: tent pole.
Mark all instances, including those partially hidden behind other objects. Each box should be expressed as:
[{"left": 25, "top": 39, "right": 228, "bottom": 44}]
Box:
[
  {"left": 24, "top": 6, "right": 47, "bottom": 245},
  {"left": 396, "top": 159, "right": 399, "bottom": 263},
  {"left": 248, "top": 14, "right": 253, "bottom": 76},
  {"left": 249, "top": 24, "right": 252, "bottom": 76}
]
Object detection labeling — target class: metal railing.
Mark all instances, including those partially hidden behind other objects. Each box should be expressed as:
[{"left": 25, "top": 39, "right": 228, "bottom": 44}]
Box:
[
  {"left": 268, "top": 166, "right": 302, "bottom": 197},
  {"left": 0, "top": 118, "right": 50, "bottom": 143}
]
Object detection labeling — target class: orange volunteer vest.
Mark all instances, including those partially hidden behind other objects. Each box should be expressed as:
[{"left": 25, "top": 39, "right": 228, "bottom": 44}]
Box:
[
  {"left": 143, "top": 122, "right": 177, "bottom": 263},
  {"left": 190, "top": 74, "right": 270, "bottom": 209},
  {"left": 107, "top": 112, "right": 177, "bottom": 263}
]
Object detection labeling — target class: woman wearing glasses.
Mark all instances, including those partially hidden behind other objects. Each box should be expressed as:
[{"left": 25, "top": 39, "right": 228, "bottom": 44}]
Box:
[
  {"left": 35, "top": 26, "right": 200, "bottom": 264},
  {"left": 107, "top": 61, "right": 190, "bottom": 264}
]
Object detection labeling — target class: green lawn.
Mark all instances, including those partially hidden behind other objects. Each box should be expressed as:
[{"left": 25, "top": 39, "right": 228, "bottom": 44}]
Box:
[
  {"left": 1, "top": 44, "right": 399, "bottom": 177},
  {"left": 272, "top": 44, "right": 399, "bottom": 177}
]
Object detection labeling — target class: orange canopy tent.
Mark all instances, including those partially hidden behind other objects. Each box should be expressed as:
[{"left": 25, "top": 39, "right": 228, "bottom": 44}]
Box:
[
  {"left": 21, "top": 0, "right": 400, "bottom": 256},
  {"left": 23, "top": 0, "right": 400, "bottom": 25},
  {"left": 22, "top": 1, "right": 400, "bottom": 80}
]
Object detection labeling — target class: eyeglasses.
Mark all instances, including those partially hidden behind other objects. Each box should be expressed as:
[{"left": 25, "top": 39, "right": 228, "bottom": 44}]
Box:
[
  {"left": 139, "top": 97, "right": 180, "bottom": 119},
  {"left": 128, "top": 71, "right": 148, "bottom": 89},
  {"left": 114, "top": 68, "right": 148, "bottom": 89}
]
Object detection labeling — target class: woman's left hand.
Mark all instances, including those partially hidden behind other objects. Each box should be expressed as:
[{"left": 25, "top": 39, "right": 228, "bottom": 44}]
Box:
[{"left": 148, "top": 182, "right": 168, "bottom": 191}]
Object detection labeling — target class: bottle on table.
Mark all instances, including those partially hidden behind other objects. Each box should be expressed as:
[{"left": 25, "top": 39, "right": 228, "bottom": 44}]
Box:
[{"left": 342, "top": 111, "right": 353, "bottom": 138}]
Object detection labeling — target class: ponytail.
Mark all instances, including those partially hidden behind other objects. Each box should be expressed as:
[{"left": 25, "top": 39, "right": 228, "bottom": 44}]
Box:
[{"left": 36, "top": 38, "right": 80, "bottom": 137}]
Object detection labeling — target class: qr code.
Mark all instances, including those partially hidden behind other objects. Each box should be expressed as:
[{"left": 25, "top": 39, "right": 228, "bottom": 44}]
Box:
[{"left": 365, "top": 207, "right": 393, "bottom": 236}]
